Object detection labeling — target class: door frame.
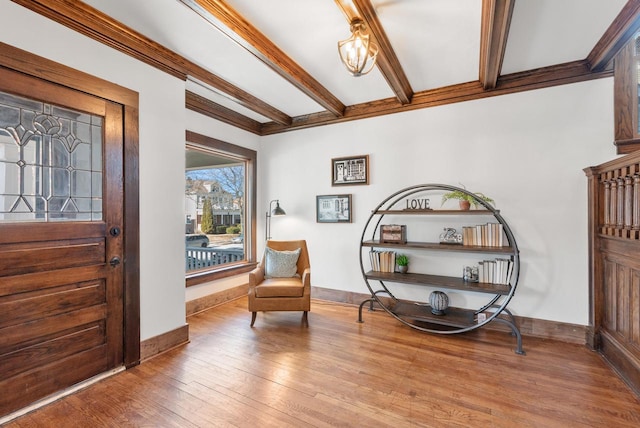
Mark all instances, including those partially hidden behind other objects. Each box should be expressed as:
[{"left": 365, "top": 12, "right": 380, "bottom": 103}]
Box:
[{"left": 0, "top": 42, "right": 141, "bottom": 367}]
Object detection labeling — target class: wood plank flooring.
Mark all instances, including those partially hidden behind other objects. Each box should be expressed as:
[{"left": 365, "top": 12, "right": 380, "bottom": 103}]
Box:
[{"left": 6, "top": 297, "right": 640, "bottom": 427}]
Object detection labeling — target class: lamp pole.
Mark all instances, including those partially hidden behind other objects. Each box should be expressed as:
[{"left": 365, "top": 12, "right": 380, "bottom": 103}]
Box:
[{"left": 265, "top": 199, "right": 286, "bottom": 240}]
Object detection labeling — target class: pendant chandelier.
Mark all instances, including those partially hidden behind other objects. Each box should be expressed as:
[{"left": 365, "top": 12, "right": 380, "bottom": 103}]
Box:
[{"left": 337, "top": 19, "right": 379, "bottom": 77}]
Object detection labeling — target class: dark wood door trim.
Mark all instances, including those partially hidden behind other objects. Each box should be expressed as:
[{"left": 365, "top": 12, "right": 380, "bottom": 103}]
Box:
[
  {"left": 0, "top": 42, "right": 140, "bottom": 367},
  {"left": 122, "top": 103, "right": 140, "bottom": 367}
]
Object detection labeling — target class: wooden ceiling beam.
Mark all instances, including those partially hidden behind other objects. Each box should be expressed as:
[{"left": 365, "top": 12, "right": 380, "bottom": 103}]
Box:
[
  {"left": 11, "top": 0, "right": 292, "bottom": 126},
  {"left": 12, "top": 0, "right": 620, "bottom": 136},
  {"left": 335, "top": 0, "right": 413, "bottom": 104},
  {"left": 262, "top": 60, "right": 612, "bottom": 135},
  {"left": 180, "top": 0, "right": 345, "bottom": 117},
  {"left": 186, "top": 91, "right": 262, "bottom": 135},
  {"left": 588, "top": 0, "right": 640, "bottom": 71},
  {"left": 479, "top": 0, "right": 515, "bottom": 90},
  {"left": 186, "top": 63, "right": 291, "bottom": 126}
]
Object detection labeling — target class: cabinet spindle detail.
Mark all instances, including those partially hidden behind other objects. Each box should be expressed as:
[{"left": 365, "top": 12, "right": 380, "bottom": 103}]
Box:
[
  {"left": 596, "top": 163, "right": 640, "bottom": 239},
  {"left": 625, "top": 176, "right": 633, "bottom": 227},
  {"left": 610, "top": 178, "right": 618, "bottom": 231},
  {"left": 634, "top": 174, "right": 640, "bottom": 230},
  {"left": 604, "top": 180, "right": 611, "bottom": 226},
  {"left": 617, "top": 177, "right": 625, "bottom": 227}
]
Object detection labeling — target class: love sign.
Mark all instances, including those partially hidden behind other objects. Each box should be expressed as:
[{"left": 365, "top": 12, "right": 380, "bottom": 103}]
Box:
[{"left": 405, "top": 198, "right": 431, "bottom": 210}]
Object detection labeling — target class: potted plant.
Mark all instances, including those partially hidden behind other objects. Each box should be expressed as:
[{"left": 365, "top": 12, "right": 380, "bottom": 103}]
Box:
[
  {"left": 396, "top": 254, "right": 409, "bottom": 273},
  {"left": 441, "top": 184, "right": 494, "bottom": 210}
]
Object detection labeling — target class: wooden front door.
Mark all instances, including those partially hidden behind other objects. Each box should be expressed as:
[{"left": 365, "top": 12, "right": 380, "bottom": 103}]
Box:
[{"left": 0, "top": 68, "right": 125, "bottom": 416}]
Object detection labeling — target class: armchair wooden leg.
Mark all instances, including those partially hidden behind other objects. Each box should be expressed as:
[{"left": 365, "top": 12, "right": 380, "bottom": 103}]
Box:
[
  {"left": 302, "top": 311, "right": 309, "bottom": 327},
  {"left": 250, "top": 311, "right": 257, "bottom": 327}
]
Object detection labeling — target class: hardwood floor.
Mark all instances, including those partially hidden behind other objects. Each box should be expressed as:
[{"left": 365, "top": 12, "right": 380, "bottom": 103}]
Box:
[{"left": 6, "top": 297, "right": 640, "bottom": 427}]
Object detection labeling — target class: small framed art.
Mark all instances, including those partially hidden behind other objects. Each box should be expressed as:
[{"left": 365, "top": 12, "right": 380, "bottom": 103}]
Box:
[
  {"left": 316, "top": 194, "right": 352, "bottom": 223},
  {"left": 331, "top": 155, "right": 369, "bottom": 186}
]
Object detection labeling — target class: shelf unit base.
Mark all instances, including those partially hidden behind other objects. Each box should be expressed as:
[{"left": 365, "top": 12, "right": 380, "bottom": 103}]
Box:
[{"left": 357, "top": 297, "right": 525, "bottom": 355}]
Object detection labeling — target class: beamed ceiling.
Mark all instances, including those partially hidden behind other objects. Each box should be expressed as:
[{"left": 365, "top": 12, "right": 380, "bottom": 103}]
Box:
[{"left": 10, "top": 0, "right": 640, "bottom": 135}]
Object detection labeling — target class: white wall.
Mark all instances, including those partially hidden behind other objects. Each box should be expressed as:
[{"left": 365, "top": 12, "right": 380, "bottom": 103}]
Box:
[
  {"left": 1, "top": 3, "right": 187, "bottom": 341},
  {"left": 260, "top": 79, "right": 615, "bottom": 325}
]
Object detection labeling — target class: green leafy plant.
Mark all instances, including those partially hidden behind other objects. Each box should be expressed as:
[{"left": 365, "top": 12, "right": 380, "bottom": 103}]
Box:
[
  {"left": 441, "top": 184, "right": 494, "bottom": 208},
  {"left": 226, "top": 226, "right": 241, "bottom": 234},
  {"left": 396, "top": 254, "right": 409, "bottom": 267}
]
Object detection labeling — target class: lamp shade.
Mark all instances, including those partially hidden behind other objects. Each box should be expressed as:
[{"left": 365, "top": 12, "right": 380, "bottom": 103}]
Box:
[
  {"left": 338, "top": 19, "right": 378, "bottom": 77},
  {"left": 272, "top": 201, "right": 286, "bottom": 216}
]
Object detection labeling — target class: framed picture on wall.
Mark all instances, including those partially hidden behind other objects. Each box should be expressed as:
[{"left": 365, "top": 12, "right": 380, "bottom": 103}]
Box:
[
  {"left": 331, "top": 155, "right": 369, "bottom": 186},
  {"left": 316, "top": 194, "right": 352, "bottom": 223}
]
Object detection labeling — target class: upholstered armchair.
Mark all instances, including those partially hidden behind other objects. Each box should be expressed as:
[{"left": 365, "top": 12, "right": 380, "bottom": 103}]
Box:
[{"left": 248, "top": 240, "right": 311, "bottom": 326}]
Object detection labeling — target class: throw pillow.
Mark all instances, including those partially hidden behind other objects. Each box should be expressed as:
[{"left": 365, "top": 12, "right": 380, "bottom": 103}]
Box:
[{"left": 264, "top": 247, "right": 301, "bottom": 278}]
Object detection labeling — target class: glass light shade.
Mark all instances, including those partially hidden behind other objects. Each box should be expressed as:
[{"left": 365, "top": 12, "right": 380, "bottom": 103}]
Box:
[{"left": 338, "top": 20, "right": 378, "bottom": 77}]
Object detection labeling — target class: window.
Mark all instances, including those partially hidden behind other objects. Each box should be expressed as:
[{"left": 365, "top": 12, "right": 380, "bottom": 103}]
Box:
[{"left": 185, "top": 131, "right": 256, "bottom": 286}]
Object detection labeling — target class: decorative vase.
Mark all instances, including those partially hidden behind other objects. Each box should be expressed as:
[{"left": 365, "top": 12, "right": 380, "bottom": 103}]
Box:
[
  {"left": 429, "top": 291, "right": 449, "bottom": 315},
  {"left": 397, "top": 265, "right": 408, "bottom": 274},
  {"left": 459, "top": 200, "right": 471, "bottom": 210}
]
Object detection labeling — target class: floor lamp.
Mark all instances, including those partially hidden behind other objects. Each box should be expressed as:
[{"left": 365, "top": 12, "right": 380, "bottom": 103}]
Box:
[{"left": 265, "top": 199, "right": 286, "bottom": 240}]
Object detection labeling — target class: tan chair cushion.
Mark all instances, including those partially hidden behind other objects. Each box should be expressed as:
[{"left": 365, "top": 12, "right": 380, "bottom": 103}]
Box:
[{"left": 255, "top": 278, "right": 304, "bottom": 298}]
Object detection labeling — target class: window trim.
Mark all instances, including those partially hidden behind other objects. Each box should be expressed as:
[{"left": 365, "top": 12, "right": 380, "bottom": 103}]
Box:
[{"left": 185, "top": 130, "right": 257, "bottom": 287}]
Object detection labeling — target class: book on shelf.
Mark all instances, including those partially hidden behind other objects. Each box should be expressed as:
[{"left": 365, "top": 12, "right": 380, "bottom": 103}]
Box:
[
  {"left": 462, "top": 222, "right": 504, "bottom": 247},
  {"left": 476, "top": 257, "right": 513, "bottom": 285},
  {"left": 488, "top": 260, "right": 495, "bottom": 284},
  {"left": 506, "top": 259, "right": 514, "bottom": 285},
  {"left": 369, "top": 250, "right": 396, "bottom": 273}
]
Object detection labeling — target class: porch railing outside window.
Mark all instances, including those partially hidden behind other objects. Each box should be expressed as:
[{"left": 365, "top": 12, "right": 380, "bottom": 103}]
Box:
[{"left": 185, "top": 247, "right": 244, "bottom": 271}]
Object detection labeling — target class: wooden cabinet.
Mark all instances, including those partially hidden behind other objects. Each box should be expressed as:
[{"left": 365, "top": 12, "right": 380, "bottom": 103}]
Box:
[
  {"left": 358, "top": 184, "right": 524, "bottom": 354},
  {"left": 584, "top": 151, "right": 640, "bottom": 396}
]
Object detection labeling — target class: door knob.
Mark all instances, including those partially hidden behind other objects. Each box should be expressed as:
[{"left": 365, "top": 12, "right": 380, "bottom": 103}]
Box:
[{"left": 109, "top": 256, "right": 121, "bottom": 267}]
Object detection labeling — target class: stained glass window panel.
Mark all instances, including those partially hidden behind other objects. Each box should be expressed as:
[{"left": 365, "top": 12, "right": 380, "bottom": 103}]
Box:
[{"left": 0, "top": 90, "right": 103, "bottom": 222}]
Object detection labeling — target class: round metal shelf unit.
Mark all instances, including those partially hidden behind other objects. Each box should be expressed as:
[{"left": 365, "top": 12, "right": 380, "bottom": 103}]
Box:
[{"left": 357, "top": 184, "right": 523, "bottom": 353}]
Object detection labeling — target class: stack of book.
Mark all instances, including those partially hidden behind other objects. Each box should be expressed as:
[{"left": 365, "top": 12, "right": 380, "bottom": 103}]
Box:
[
  {"left": 478, "top": 258, "right": 513, "bottom": 285},
  {"left": 462, "top": 222, "right": 504, "bottom": 247},
  {"left": 369, "top": 250, "right": 396, "bottom": 273}
]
